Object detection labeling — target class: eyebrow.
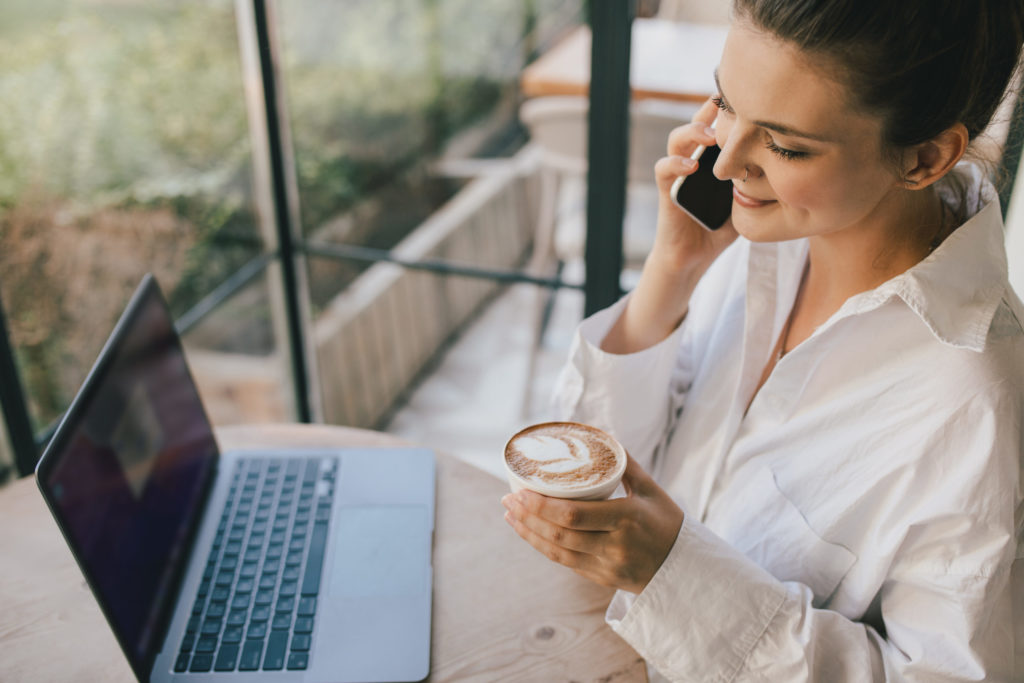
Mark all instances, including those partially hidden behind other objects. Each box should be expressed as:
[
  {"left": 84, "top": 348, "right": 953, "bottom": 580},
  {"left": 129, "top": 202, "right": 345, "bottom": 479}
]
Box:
[{"left": 714, "top": 69, "right": 835, "bottom": 143}]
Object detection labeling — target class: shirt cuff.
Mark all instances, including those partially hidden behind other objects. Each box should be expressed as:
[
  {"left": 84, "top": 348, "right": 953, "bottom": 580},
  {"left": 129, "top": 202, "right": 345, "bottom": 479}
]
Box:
[
  {"left": 606, "top": 514, "right": 787, "bottom": 681},
  {"left": 555, "top": 293, "right": 691, "bottom": 466}
]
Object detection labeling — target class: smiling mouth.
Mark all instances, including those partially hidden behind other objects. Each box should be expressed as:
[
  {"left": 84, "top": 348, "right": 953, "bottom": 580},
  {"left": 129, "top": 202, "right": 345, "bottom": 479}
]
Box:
[{"left": 733, "top": 186, "right": 776, "bottom": 208}]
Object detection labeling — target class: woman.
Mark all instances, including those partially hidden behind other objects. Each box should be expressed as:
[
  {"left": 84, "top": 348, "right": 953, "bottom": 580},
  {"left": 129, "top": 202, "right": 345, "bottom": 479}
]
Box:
[{"left": 502, "top": 1, "right": 1024, "bottom": 680}]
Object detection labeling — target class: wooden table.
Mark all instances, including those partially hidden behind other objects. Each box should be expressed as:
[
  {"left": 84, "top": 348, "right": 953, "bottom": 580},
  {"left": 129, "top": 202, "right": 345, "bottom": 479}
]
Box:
[
  {"left": 0, "top": 424, "right": 646, "bottom": 681},
  {"left": 521, "top": 17, "right": 728, "bottom": 103}
]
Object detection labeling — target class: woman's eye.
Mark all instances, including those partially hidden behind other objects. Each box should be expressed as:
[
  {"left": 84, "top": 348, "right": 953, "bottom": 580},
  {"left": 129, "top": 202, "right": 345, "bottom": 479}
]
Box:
[
  {"left": 711, "top": 95, "right": 732, "bottom": 113},
  {"left": 766, "top": 139, "right": 808, "bottom": 160}
]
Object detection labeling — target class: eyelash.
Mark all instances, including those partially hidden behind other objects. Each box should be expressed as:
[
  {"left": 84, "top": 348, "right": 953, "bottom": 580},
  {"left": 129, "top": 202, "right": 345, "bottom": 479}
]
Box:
[{"left": 711, "top": 95, "right": 809, "bottom": 161}]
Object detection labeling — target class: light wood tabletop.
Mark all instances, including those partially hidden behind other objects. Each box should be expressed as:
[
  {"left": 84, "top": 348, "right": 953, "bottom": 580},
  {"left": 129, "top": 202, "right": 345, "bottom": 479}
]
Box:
[
  {"left": 0, "top": 423, "right": 646, "bottom": 682},
  {"left": 521, "top": 17, "right": 728, "bottom": 104}
]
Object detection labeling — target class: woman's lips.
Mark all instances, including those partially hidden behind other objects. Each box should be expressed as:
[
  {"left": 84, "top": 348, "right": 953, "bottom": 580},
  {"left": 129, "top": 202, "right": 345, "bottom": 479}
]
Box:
[{"left": 733, "top": 185, "right": 776, "bottom": 208}]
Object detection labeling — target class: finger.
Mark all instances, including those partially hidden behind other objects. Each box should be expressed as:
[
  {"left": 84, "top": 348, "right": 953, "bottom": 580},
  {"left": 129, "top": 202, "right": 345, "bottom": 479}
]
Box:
[
  {"left": 692, "top": 96, "right": 721, "bottom": 127},
  {"left": 504, "top": 509, "right": 598, "bottom": 572},
  {"left": 654, "top": 155, "right": 697, "bottom": 193},
  {"left": 505, "top": 495, "right": 610, "bottom": 554},
  {"left": 510, "top": 490, "right": 626, "bottom": 531},
  {"left": 620, "top": 453, "right": 658, "bottom": 497},
  {"left": 666, "top": 120, "right": 718, "bottom": 159}
]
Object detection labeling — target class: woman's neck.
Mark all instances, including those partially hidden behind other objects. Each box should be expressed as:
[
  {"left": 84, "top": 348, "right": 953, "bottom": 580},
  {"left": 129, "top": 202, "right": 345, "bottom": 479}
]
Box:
[{"left": 787, "top": 186, "right": 948, "bottom": 347}]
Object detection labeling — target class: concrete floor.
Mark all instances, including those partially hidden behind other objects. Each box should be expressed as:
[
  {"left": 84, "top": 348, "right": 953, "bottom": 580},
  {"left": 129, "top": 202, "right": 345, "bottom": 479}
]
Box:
[{"left": 383, "top": 267, "right": 585, "bottom": 481}]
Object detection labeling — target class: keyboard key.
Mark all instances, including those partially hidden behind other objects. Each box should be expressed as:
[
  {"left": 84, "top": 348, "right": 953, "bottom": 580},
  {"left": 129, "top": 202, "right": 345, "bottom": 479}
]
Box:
[
  {"left": 223, "top": 625, "right": 243, "bottom": 643},
  {"left": 239, "top": 640, "right": 263, "bottom": 671},
  {"left": 190, "top": 653, "right": 213, "bottom": 672},
  {"left": 279, "top": 581, "right": 297, "bottom": 597},
  {"left": 174, "top": 652, "right": 190, "bottom": 672},
  {"left": 214, "top": 643, "right": 240, "bottom": 671},
  {"left": 180, "top": 632, "right": 196, "bottom": 652},
  {"left": 272, "top": 612, "right": 291, "bottom": 630},
  {"left": 303, "top": 458, "right": 319, "bottom": 484},
  {"left": 212, "top": 586, "right": 230, "bottom": 601},
  {"left": 276, "top": 597, "right": 295, "bottom": 613},
  {"left": 227, "top": 609, "right": 248, "bottom": 626},
  {"left": 201, "top": 618, "right": 222, "bottom": 636},
  {"left": 291, "top": 633, "right": 311, "bottom": 651},
  {"left": 248, "top": 622, "right": 268, "bottom": 639},
  {"left": 297, "top": 597, "right": 316, "bottom": 617},
  {"left": 196, "top": 635, "right": 218, "bottom": 653},
  {"left": 207, "top": 602, "right": 226, "bottom": 618},
  {"left": 255, "top": 590, "right": 274, "bottom": 605},
  {"left": 263, "top": 631, "right": 288, "bottom": 670},
  {"left": 294, "top": 616, "right": 313, "bottom": 633},
  {"left": 302, "top": 523, "right": 328, "bottom": 595},
  {"left": 251, "top": 605, "right": 271, "bottom": 622},
  {"left": 287, "top": 652, "right": 309, "bottom": 670}
]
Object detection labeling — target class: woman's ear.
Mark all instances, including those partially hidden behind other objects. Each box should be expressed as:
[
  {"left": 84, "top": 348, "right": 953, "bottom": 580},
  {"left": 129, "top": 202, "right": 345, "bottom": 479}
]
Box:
[{"left": 901, "top": 122, "right": 969, "bottom": 189}]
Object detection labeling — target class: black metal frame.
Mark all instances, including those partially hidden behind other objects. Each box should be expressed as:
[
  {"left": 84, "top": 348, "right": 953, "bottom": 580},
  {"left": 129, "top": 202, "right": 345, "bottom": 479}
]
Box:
[
  {"left": 998, "top": 77, "right": 1024, "bottom": 219},
  {"left": 584, "top": 0, "right": 635, "bottom": 316}
]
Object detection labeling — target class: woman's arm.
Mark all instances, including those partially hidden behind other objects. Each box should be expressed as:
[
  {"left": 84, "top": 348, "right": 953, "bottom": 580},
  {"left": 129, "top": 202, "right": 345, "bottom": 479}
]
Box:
[{"left": 602, "top": 98, "right": 738, "bottom": 355}]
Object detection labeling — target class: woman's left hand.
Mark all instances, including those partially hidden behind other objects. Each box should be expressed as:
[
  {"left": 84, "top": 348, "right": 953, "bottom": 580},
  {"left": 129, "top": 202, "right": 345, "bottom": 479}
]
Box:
[{"left": 501, "top": 455, "right": 685, "bottom": 594}]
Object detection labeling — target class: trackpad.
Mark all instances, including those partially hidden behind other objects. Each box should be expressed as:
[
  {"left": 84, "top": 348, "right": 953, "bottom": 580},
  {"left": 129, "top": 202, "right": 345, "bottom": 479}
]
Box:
[{"left": 328, "top": 505, "right": 431, "bottom": 598}]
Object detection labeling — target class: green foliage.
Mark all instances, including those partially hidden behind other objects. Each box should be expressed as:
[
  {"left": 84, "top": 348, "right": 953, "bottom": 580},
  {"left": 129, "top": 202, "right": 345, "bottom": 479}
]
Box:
[{"left": 0, "top": 0, "right": 582, "bottom": 429}]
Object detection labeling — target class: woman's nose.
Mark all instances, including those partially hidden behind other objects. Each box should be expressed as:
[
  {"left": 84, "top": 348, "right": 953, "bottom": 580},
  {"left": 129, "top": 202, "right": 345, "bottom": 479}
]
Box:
[{"left": 713, "top": 120, "right": 755, "bottom": 183}]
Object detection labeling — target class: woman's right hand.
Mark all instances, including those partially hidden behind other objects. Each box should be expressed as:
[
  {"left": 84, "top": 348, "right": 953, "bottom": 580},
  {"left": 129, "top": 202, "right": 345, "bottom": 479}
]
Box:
[
  {"left": 651, "top": 98, "right": 739, "bottom": 275},
  {"left": 601, "top": 99, "right": 739, "bottom": 355}
]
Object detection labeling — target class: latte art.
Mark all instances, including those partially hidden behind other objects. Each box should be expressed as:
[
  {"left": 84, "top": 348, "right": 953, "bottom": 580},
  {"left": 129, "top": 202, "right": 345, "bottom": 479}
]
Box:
[{"left": 505, "top": 423, "right": 621, "bottom": 490}]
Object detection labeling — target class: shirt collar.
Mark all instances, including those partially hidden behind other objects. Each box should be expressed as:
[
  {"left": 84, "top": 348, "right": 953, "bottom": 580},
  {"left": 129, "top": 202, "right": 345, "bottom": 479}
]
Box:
[{"left": 872, "top": 164, "right": 1006, "bottom": 351}]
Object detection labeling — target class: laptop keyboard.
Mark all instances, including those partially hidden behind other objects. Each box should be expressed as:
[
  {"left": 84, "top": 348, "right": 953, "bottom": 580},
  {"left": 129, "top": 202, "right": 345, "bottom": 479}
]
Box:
[{"left": 173, "top": 455, "right": 337, "bottom": 674}]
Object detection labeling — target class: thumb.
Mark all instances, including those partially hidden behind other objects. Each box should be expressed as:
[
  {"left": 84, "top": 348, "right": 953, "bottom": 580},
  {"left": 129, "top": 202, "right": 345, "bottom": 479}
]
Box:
[{"left": 621, "top": 453, "right": 657, "bottom": 497}]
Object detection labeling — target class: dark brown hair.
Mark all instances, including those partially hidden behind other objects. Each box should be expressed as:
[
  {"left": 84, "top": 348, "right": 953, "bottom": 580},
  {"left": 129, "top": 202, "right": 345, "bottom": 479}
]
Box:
[{"left": 732, "top": 0, "right": 1024, "bottom": 150}]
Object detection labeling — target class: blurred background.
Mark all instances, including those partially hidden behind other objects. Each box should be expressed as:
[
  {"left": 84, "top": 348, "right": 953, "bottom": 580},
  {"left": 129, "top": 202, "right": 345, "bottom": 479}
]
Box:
[{"left": 1, "top": 0, "right": 1020, "bottom": 484}]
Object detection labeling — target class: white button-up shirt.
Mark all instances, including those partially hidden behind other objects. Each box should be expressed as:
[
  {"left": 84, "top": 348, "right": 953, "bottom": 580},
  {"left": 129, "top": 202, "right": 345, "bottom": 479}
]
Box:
[{"left": 554, "top": 165, "right": 1023, "bottom": 681}]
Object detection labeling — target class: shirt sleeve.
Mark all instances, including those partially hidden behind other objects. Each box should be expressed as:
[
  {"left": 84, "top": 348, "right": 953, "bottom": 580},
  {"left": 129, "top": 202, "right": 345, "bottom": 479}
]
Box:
[
  {"left": 606, "top": 511, "right": 1016, "bottom": 682},
  {"left": 550, "top": 292, "right": 696, "bottom": 474}
]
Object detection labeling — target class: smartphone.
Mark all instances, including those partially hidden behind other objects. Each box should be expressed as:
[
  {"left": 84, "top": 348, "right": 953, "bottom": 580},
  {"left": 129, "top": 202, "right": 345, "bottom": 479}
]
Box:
[{"left": 670, "top": 135, "right": 733, "bottom": 231}]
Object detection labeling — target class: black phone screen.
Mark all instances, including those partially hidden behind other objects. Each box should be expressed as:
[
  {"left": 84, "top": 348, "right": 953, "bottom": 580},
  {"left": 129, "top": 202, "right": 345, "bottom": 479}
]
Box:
[{"left": 672, "top": 144, "right": 733, "bottom": 230}]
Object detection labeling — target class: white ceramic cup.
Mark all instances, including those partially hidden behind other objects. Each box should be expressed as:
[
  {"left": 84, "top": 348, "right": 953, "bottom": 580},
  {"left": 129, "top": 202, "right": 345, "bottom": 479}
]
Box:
[{"left": 503, "top": 421, "right": 627, "bottom": 500}]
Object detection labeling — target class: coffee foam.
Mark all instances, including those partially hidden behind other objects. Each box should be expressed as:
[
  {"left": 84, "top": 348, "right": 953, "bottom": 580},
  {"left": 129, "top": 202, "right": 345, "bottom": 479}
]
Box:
[{"left": 505, "top": 423, "right": 621, "bottom": 490}]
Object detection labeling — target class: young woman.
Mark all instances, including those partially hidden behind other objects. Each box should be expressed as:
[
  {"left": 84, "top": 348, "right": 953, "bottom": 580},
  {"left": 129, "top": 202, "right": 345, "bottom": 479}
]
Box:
[{"left": 502, "top": 1, "right": 1024, "bottom": 680}]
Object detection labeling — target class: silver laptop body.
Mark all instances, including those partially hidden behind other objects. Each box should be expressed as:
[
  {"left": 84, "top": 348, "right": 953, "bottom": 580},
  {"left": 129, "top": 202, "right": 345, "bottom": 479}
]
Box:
[{"left": 35, "top": 275, "right": 435, "bottom": 683}]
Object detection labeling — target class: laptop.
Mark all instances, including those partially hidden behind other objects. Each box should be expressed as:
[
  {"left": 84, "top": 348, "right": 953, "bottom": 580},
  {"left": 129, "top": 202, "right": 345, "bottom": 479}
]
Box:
[{"left": 34, "top": 274, "right": 435, "bottom": 682}]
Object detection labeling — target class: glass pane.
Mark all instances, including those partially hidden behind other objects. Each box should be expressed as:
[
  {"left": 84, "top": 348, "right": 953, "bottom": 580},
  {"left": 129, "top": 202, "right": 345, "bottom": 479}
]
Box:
[
  {"left": 0, "top": 0, "right": 287, "bottom": 438},
  {"left": 180, "top": 269, "right": 292, "bottom": 425},
  {"left": 274, "top": 0, "right": 585, "bottom": 476}
]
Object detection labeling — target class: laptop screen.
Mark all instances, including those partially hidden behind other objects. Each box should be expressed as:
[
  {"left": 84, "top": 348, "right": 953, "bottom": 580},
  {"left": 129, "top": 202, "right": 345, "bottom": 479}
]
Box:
[{"left": 36, "top": 276, "right": 218, "bottom": 677}]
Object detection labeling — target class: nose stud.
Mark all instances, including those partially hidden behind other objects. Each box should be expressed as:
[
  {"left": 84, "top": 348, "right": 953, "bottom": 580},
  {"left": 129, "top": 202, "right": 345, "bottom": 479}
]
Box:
[{"left": 742, "top": 167, "right": 749, "bottom": 182}]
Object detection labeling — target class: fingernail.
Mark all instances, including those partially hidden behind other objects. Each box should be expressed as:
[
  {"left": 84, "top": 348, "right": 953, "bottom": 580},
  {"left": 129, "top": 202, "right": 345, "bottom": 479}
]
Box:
[
  {"left": 501, "top": 494, "right": 512, "bottom": 508},
  {"left": 503, "top": 511, "right": 514, "bottom": 525},
  {"left": 680, "top": 157, "right": 697, "bottom": 169},
  {"left": 704, "top": 125, "right": 716, "bottom": 137}
]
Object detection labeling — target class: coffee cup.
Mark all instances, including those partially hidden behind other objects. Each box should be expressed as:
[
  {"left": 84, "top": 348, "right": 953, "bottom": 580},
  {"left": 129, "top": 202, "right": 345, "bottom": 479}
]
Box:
[{"left": 503, "top": 421, "right": 627, "bottom": 500}]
